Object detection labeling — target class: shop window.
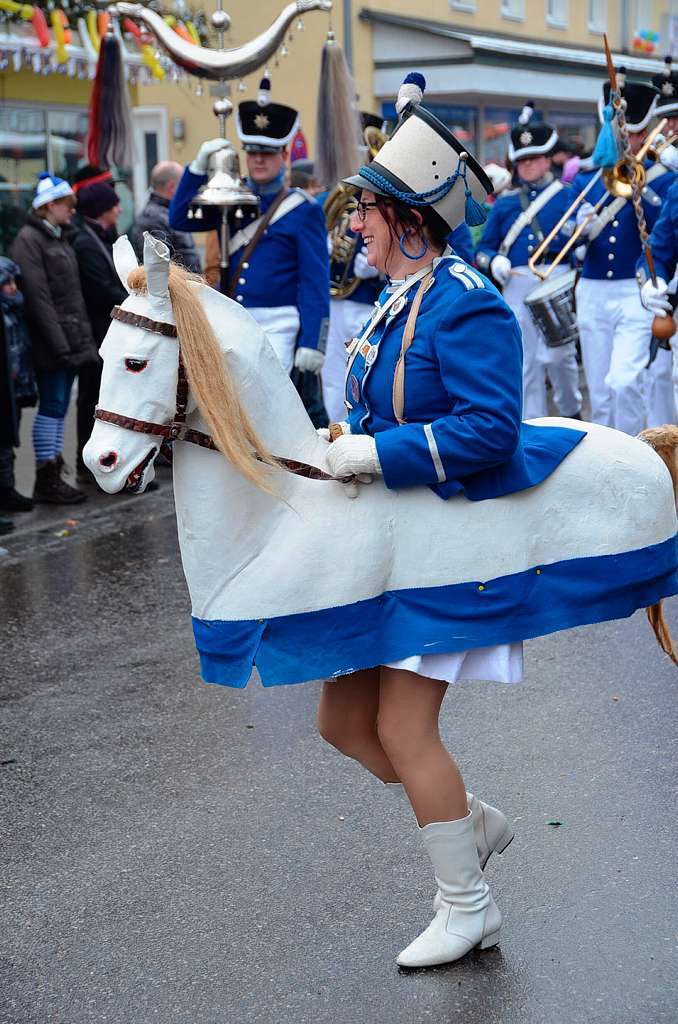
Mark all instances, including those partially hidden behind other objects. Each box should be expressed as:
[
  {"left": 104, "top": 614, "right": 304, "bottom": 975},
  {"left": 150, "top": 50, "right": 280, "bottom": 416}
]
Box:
[
  {"left": 0, "top": 104, "right": 134, "bottom": 255},
  {"left": 483, "top": 105, "right": 533, "bottom": 165}
]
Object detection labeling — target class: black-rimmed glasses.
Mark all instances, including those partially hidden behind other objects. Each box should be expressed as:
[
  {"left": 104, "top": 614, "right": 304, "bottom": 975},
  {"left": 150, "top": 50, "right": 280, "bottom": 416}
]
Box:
[{"left": 354, "top": 200, "right": 378, "bottom": 222}]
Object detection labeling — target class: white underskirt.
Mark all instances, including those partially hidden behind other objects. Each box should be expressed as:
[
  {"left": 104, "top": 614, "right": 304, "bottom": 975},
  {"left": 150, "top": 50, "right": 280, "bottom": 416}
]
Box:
[{"left": 385, "top": 643, "right": 524, "bottom": 684}]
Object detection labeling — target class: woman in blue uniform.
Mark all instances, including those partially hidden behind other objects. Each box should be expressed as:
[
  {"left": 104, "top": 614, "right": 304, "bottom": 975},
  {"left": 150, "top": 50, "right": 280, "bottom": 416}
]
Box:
[{"left": 318, "top": 75, "right": 585, "bottom": 969}]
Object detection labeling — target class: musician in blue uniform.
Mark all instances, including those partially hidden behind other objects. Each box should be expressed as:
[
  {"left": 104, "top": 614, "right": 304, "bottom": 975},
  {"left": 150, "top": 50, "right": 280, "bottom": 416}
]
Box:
[
  {"left": 475, "top": 102, "right": 582, "bottom": 420},
  {"left": 318, "top": 73, "right": 585, "bottom": 970},
  {"left": 636, "top": 173, "right": 678, "bottom": 423},
  {"left": 570, "top": 74, "right": 673, "bottom": 434},
  {"left": 168, "top": 79, "right": 329, "bottom": 375}
]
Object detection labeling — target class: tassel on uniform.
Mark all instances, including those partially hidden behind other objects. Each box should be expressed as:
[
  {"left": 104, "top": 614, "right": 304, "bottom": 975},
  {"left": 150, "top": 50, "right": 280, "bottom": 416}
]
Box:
[
  {"left": 592, "top": 102, "right": 619, "bottom": 169},
  {"left": 87, "top": 27, "right": 132, "bottom": 168},
  {"left": 314, "top": 32, "right": 362, "bottom": 188}
]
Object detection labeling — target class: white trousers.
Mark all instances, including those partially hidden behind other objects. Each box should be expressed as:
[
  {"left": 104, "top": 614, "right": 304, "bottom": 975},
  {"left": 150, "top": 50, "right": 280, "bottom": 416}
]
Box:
[
  {"left": 247, "top": 305, "right": 300, "bottom": 375},
  {"left": 503, "top": 267, "right": 582, "bottom": 420},
  {"left": 322, "top": 297, "right": 373, "bottom": 423},
  {"left": 646, "top": 347, "right": 676, "bottom": 428},
  {"left": 575, "top": 278, "right": 655, "bottom": 435}
]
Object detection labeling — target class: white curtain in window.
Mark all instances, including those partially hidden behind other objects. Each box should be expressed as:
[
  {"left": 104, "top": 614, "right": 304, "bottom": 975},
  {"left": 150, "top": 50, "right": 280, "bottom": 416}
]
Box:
[
  {"left": 588, "top": 0, "right": 607, "bottom": 30},
  {"left": 635, "top": 0, "right": 653, "bottom": 31},
  {"left": 501, "top": 0, "right": 525, "bottom": 17},
  {"left": 548, "top": 0, "right": 568, "bottom": 23}
]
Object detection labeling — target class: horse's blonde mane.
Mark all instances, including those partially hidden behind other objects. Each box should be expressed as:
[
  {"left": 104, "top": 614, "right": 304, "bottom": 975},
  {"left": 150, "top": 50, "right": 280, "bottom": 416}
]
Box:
[{"left": 127, "top": 264, "right": 274, "bottom": 492}]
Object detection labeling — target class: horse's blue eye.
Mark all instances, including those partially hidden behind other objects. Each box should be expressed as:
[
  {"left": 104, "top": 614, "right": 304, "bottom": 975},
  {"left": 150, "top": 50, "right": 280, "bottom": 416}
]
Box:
[{"left": 125, "top": 358, "right": 148, "bottom": 373}]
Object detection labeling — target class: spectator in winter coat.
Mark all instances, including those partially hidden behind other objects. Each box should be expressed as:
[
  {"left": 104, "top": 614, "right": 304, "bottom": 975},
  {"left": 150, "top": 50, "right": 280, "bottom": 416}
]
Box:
[
  {"left": 0, "top": 257, "right": 36, "bottom": 521},
  {"left": 130, "top": 161, "right": 201, "bottom": 273},
  {"left": 11, "top": 174, "right": 97, "bottom": 505},
  {"left": 70, "top": 178, "right": 128, "bottom": 479}
]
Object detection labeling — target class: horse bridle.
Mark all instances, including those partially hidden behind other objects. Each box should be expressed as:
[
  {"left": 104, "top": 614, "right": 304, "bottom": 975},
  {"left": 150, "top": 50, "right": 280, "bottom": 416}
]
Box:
[{"left": 94, "top": 306, "right": 336, "bottom": 482}]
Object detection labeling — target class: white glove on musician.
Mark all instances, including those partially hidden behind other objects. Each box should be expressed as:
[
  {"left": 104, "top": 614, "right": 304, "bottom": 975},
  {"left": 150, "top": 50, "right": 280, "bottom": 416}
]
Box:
[
  {"left": 640, "top": 277, "right": 671, "bottom": 316},
  {"left": 353, "top": 245, "right": 380, "bottom": 280},
  {"left": 575, "top": 201, "right": 600, "bottom": 238},
  {"left": 325, "top": 434, "right": 381, "bottom": 499},
  {"left": 659, "top": 142, "right": 678, "bottom": 172},
  {"left": 490, "top": 255, "right": 512, "bottom": 286},
  {"left": 294, "top": 347, "right": 325, "bottom": 373},
  {"left": 190, "top": 138, "right": 230, "bottom": 175}
]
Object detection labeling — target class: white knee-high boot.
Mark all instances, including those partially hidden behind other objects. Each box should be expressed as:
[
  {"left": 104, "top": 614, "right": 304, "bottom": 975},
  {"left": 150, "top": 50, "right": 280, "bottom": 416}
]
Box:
[
  {"left": 396, "top": 813, "right": 502, "bottom": 968},
  {"left": 385, "top": 783, "right": 514, "bottom": 869}
]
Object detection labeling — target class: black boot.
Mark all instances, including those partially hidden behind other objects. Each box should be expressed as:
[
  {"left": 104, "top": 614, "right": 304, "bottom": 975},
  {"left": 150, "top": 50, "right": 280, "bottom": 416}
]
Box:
[
  {"left": 33, "top": 460, "right": 87, "bottom": 505},
  {"left": 0, "top": 486, "right": 34, "bottom": 512},
  {"left": 0, "top": 515, "right": 14, "bottom": 536}
]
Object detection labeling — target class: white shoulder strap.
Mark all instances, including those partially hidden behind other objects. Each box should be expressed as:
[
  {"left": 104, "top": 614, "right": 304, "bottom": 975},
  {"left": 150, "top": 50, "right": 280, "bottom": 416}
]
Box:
[
  {"left": 499, "top": 180, "right": 563, "bottom": 256},
  {"left": 589, "top": 162, "right": 670, "bottom": 241}
]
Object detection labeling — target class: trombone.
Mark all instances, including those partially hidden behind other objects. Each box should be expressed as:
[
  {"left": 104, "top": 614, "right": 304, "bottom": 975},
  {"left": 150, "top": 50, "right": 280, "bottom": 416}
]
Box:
[{"left": 527, "top": 118, "right": 674, "bottom": 281}]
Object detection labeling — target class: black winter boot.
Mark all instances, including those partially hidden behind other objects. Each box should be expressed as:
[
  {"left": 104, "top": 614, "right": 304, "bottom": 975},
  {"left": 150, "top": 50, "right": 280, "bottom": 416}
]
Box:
[
  {"left": 0, "top": 515, "right": 14, "bottom": 536},
  {"left": 0, "top": 487, "right": 34, "bottom": 512},
  {"left": 33, "top": 460, "right": 87, "bottom": 505}
]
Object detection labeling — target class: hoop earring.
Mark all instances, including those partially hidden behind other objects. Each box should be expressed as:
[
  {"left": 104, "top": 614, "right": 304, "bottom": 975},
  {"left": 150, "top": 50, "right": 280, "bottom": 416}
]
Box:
[{"left": 399, "top": 231, "right": 428, "bottom": 261}]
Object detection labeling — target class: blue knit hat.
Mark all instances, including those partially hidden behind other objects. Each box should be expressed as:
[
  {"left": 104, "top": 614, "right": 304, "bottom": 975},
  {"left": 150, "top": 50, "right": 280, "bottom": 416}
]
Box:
[{"left": 32, "top": 172, "right": 74, "bottom": 209}]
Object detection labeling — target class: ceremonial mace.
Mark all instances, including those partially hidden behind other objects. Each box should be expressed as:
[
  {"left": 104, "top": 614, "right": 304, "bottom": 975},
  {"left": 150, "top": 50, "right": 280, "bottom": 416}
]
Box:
[
  {"left": 105, "top": 1, "right": 332, "bottom": 292},
  {"left": 602, "top": 35, "right": 676, "bottom": 346}
]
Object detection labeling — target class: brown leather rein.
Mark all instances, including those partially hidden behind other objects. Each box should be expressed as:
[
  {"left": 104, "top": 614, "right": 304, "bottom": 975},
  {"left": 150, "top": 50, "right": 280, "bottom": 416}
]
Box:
[{"left": 94, "top": 306, "right": 336, "bottom": 483}]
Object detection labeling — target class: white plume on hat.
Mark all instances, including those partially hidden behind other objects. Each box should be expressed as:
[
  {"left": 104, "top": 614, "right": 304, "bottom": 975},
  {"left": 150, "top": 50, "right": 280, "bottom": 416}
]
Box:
[
  {"left": 395, "top": 72, "right": 426, "bottom": 115},
  {"left": 257, "top": 75, "right": 271, "bottom": 108},
  {"left": 518, "top": 101, "right": 535, "bottom": 126},
  {"left": 32, "top": 172, "right": 74, "bottom": 209}
]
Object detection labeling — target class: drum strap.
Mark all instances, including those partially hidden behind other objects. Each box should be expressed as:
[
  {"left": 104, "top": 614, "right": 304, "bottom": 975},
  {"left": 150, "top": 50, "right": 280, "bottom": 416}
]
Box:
[{"left": 499, "top": 180, "right": 563, "bottom": 256}]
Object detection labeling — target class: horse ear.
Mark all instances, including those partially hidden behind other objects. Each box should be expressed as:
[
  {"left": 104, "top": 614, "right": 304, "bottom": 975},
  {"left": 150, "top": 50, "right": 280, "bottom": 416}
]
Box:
[
  {"left": 112, "top": 236, "right": 139, "bottom": 293},
  {"left": 143, "top": 231, "right": 171, "bottom": 298}
]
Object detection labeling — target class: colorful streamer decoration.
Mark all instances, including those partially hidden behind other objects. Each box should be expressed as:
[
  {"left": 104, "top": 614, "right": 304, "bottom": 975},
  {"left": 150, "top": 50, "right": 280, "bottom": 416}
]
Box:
[{"left": 50, "top": 7, "right": 67, "bottom": 64}]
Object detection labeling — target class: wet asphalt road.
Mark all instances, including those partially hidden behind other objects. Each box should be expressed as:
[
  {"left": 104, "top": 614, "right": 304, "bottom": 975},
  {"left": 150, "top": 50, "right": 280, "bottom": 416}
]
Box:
[{"left": 1, "top": 495, "right": 677, "bottom": 1024}]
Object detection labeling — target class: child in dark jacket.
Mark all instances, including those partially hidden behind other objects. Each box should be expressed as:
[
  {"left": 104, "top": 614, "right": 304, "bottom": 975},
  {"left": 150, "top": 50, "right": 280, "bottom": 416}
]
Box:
[{"left": 0, "top": 257, "right": 36, "bottom": 529}]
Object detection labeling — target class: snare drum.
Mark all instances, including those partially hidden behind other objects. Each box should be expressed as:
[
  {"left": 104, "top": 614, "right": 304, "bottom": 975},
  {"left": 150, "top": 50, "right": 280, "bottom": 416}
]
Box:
[{"left": 524, "top": 269, "right": 579, "bottom": 348}]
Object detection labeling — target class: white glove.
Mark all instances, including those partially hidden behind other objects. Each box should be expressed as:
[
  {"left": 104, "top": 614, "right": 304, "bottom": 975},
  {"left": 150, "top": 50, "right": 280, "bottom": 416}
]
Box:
[
  {"left": 640, "top": 277, "right": 671, "bottom": 316},
  {"left": 659, "top": 142, "right": 678, "bottom": 172},
  {"left": 575, "top": 201, "right": 600, "bottom": 238},
  {"left": 325, "top": 434, "right": 381, "bottom": 499},
  {"left": 294, "top": 347, "right": 325, "bottom": 373},
  {"left": 353, "top": 245, "right": 379, "bottom": 280},
  {"left": 190, "top": 138, "right": 229, "bottom": 175},
  {"left": 490, "top": 254, "right": 512, "bottom": 286},
  {"left": 316, "top": 427, "right": 331, "bottom": 440}
]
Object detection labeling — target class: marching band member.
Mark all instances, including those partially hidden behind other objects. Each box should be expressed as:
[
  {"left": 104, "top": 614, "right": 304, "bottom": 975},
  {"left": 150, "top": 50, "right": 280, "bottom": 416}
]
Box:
[
  {"left": 570, "top": 74, "right": 673, "bottom": 434},
  {"left": 636, "top": 174, "right": 678, "bottom": 422},
  {"left": 319, "top": 74, "right": 585, "bottom": 968},
  {"left": 169, "top": 79, "right": 329, "bottom": 375},
  {"left": 475, "top": 103, "right": 582, "bottom": 420}
]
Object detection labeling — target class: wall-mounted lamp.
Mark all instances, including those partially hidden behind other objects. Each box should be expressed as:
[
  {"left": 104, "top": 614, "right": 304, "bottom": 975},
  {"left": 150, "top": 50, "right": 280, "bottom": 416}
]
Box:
[{"left": 172, "top": 117, "right": 186, "bottom": 142}]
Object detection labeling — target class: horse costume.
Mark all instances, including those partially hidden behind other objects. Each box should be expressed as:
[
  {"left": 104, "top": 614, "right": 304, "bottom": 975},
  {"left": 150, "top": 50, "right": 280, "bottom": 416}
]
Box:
[{"left": 83, "top": 234, "right": 678, "bottom": 686}]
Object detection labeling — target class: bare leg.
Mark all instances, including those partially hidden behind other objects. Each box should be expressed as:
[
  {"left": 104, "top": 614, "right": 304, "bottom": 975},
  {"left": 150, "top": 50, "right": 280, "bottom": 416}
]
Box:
[
  {"left": 377, "top": 667, "right": 467, "bottom": 826},
  {"left": 316, "top": 668, "right": 400, "bottom": 782}
]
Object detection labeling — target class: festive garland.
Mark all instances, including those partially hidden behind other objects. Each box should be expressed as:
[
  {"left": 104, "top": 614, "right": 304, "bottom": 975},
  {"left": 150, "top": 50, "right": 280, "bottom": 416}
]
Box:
[{"left": 0, "top": 1, "right": 210, "bottom": 49}]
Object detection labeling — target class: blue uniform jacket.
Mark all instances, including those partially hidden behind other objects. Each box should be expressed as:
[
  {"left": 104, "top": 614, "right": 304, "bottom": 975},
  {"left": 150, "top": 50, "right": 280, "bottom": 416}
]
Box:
[
  {"left": 344, "top": 255, "right": 585, "bottom": 501},
  {"left": 636, "top": 175, "right": 678, "bottom": 283},
  {"left": 169, "top": 167, "right": 329, "bottom": 351},
  {"left": 570, "top": 162, "right": 674, "bottom": 280},
  {"left": 447, "top": 222, "right": 474, "bottom": 263},
  {"left": 474, "top": 177, "right": 574, "bottom": 271}
]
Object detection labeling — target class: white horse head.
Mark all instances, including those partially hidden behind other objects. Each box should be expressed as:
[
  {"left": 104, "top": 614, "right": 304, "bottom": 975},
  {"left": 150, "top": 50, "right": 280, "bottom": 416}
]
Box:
[{"left": 84, "top": 233, "right": 324, "bottom": 496}]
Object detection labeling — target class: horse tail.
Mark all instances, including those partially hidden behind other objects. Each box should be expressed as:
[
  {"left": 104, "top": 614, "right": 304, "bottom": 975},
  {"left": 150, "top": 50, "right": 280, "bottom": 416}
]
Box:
[{"left": 638, "top": 424, "right": 678, "bottom": 666}]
